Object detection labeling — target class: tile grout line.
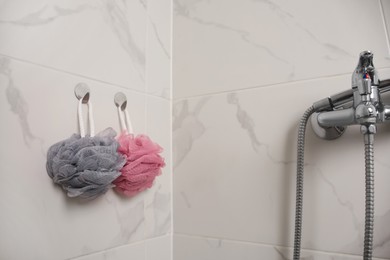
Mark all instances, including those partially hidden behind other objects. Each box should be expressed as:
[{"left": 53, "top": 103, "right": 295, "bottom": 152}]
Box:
[
  {"left": 0, "top": 53, "right": 169, "bottom": 101},
  {"left": 67, "top": 234, "right": 171, "bottom": 260},
  {"left": 144, "top": 0, "right": 150, "bottom": 98},
  {"left": 169, "top": 0, "right": 174, "bottom": 259},
  {"left": 2, "top": 52, "right": 388, "bottom": 103},
  {"left": 379, "top": 0, "right": 390, "bottom": 56},
  {"left": 143, "top": 3, "right": 152, "bottom": 258},
  {"left": 173, "top": 233, "right": 390, "bottom": 260},
  {"left": 173, "top": 232, "right": 292, "bottom": 249},
  {"left": 144, "top": 4, "right": 149, "bottom": 260},
  {"left": 172, "top": 67, "right": 390, "bottom": 102},
  {"left": 169, "top": 0, "right": 174, "bottom": 102}
]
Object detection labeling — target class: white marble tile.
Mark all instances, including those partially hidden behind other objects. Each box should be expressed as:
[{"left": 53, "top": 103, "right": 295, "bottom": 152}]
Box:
[
  {"left": 73, "top": 242, "right": 145, "bottom": 260},
  {"left": 173, "top": 0, "right": 390, "bottom": 98},
  {"left": 144, "top": 96, "right": 172, "bottom": 238},
  {"left": 73, "top": 235, "right": 171, "bottom": 260},
  {"left": 146, "top": 0, "right": 171, "bottom": 99},
  {"left": 382, "top": 0, "right": 390, "bottom": 47},
  {"left": 174, "top": 235, "right": 389, "bottom": 260},
  {"left": 146, "top": 235, "right": 171, "bottom": 260},
  {"left": 173, "top": 68, "right": 390, "bottom": 258},
  {"left": 0, "top": 56, "right": 150, "bottom": 260},
  {"left": 0, "top": 0, "right": 146, "bottom": 92},
  {"left": 75, "top": 235, "right": 171, "bottom": 260}
]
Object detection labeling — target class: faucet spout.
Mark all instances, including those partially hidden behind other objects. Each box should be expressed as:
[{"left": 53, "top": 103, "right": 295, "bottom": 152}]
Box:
[{"left": 317, "top": 108, "right": 355, "bottom": 127}]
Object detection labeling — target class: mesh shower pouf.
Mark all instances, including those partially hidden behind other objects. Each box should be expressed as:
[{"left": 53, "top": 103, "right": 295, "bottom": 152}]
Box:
[
  {"left": 112, "top": 92, "right": 165, "bottom": 197},
  {"left": 114, "top": 132, "right": 165, "bottom": 196},
  {"left": 46, "top": 84, "right": 125, "bottom": 200}
]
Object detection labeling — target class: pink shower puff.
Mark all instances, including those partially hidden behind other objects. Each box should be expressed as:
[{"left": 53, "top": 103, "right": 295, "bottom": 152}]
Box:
[{"left": 113, "top": 131, "right": 165, "bottom": 197}]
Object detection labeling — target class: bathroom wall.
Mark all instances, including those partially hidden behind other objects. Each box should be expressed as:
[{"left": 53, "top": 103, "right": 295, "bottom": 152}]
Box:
[
  {"left": 173, "top": 1, "right": 390, "bottom": 260},
  {"left": 0, "top": 0, "right": 171, "bottom": 260}
]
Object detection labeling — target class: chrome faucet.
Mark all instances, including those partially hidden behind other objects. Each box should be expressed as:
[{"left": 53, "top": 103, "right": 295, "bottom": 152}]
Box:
[
  {"left": 311, "top": 51, "right": 390, "bottom": 139},
  {"left": 293, "top": 51, "right": 390, "bottom": 260}
]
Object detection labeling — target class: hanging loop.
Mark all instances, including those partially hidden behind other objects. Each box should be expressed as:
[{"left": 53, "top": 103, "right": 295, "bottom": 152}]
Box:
[
  {"left": 75, "top": 83, "right": 95, "bottom": 137},
  {"left": 114, "top": 92, "right": 133, "bottom": 133}
]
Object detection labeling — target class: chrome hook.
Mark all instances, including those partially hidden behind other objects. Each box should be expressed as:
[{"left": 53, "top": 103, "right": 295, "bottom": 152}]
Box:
[
  {"left": 114, "top": 92, "right": 127, "bottom": 111},
  {"left": 114, "top": 92, "right": 133, "bottom": 133},
  {"left": 74, "top": 82, "right": 90, "bottom": 104}
]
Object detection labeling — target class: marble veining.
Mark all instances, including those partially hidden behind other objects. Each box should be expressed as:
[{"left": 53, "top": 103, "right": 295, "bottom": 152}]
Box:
[
  {"left": 380, "top": 0, "right": 390, "bottom": 46},
  {"left": 142, "top": 0, "right": 170, "bottom": 59},
  {"left": 175, "top": 0, "right": 354, "bottom": 60},
  {"left": 106, "top": 196, "right": 145, "bottom": 246},
  {"left": 274, "top": 247, "right": 292, "bottom": 260},
  {"left": 148, "top": 19, "right": 170, "bottom": 58},
  {"left": 343, "top": 209, "right": 390, "bottom": 256},
  {"left": 179, "top": 191, "right": 192, "bottom": 208},
  {"left": 72, "top": 240, "right": 147, "bottom": 260},
  {"left": 307, "top": 161, "right": 390, "bottom": 256},
  {"left": 174, "top": 0, "right": 356, "bottom": 87},
  {"left": 0, "top": 4, "right": 95, "bottom": 26},
  {"left": 0, "top": 0, "right": 146, "bottom": 87},
  {"left": 313, "top": 166, "right": 359, "bottom": 230},
  {"left": 274, "top": 247, "right": 315, "bottom": 260},
  {"left": 138, "top": 0, "right": 147, "bottom": 9},
  {"left": 173, "top": 98, "right": 210, "bottom": 168},
  {"left": 373, "top": 210, "right": 390, "bottom": 250},
  {"left": 145, "top": 185, "right": 171, "bottom": 236},
  {"left": 206, "top": 238, "right": 222, "bottom": 248},
  {"left": 227, "top": 93, "right": 292, "bottom": 165},
  {"left": 298, "top": 157, "right": 390, "bottom": 256},
  {"left": 174, "top": 0, "right": 292, "bottom": 69},
  {"left": 173, "top": 0, "right": 390, "bottom": 99},
  {"left": 101, "top": 0, "right": 145, "bottom": 81},
  {"left": 0, "top": 56, "right": 44, "bottom": 150},
  {"left": 251, "top": 0, "right": 353, "bottom": 60},
  {"left": 174, "top": 234, "right": 389, "bottom": 259}
]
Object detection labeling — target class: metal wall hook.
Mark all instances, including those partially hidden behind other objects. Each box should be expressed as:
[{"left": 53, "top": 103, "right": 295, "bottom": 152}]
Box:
[
  {"left": 74, "top": 83, "right": 95, "bottom": 137},
  {"left": 114, "top": 92, "right": 127, "bottom": 111},
  {"left": 74, "top": 83, "right": 90, "bottom": 104},
  {"left": 114, "top": 92, "right": 133, "bottom": 133}
]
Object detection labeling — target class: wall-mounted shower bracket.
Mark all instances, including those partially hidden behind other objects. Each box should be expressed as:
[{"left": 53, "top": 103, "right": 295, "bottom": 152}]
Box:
[{"left": 310, "top": 112, "right": 346, "bottom": 140}]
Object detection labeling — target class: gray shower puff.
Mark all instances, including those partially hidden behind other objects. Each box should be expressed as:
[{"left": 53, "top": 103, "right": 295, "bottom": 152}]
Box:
[{"left": 46, "top": 128, "right": 126, "bottom": 200}]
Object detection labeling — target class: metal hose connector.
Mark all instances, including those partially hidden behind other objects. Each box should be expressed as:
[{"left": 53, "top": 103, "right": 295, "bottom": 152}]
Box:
[
  {"left": 379, "top": 79, "right": 390, "bottom": 89},
  {"left": 293, "top": 106, "right": 315, "bottom": 260},
  {"left": 363, "top": 134, "right": 375, "bottom": 260}
]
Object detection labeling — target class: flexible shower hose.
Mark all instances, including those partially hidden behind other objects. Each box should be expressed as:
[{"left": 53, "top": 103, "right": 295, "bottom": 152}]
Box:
[
  {"left": 363, "top": 132, "right": 374, "bottom": 260},
  {"left": 293, "top": 106, "right": 315, "bottom": 260},
  {"left": 293, "top": 107, "right": 376, "bottom": 260}
]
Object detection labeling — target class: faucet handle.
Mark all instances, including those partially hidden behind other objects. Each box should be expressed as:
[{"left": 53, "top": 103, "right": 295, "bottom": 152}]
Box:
[
  {"left": 352, "top": 51, "right": 379, "bottom": 91},
  {"left": 358, "top": 51, "right": 374, "bottom": 72},
  {"left": 358, "top": 73, "right": 372, "bottom": 95}
]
